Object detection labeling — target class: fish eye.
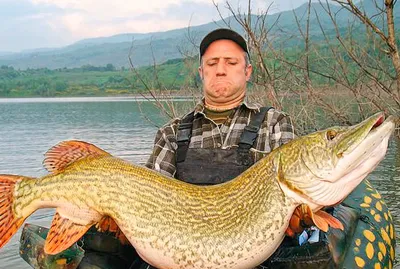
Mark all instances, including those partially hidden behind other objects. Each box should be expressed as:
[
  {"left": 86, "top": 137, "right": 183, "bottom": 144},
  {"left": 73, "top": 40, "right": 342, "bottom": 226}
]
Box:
[{"left": 326, "top": 130, "right": 337, "bottom": 141}]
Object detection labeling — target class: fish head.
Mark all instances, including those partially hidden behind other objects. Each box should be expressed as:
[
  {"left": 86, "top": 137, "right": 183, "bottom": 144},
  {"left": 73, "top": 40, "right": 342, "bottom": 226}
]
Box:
[{"left": 277, "top": 112, "right": 395, "bottom": 209}]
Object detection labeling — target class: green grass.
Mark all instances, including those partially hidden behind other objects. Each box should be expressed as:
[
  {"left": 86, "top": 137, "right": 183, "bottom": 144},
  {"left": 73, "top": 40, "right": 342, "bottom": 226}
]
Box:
[{"left": 0, "top": 60, "right": 198, "bottom": 97}]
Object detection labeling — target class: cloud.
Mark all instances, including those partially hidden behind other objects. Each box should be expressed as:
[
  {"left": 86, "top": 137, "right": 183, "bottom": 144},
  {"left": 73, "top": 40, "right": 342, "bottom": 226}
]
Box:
[
  {"left": 0, "top": 0, "right": 308, "bottom": 52},
  {"left": 31, "top": 0, "right": 184, "bottom": 17},
  {"left": 194, "top": 0, "right": 296, "bottom": 15},
  {"left": 163, "top": 1, "right": 218, "bottom": 25},
  {"left": 24, "top": 0, "right": 220, "bottom": 42},
  {"left": 0, "top": 0, "right": 72, "bottom": 51},
  {"left": 0, "top": 0, "right": 63, "bottom": 18}
]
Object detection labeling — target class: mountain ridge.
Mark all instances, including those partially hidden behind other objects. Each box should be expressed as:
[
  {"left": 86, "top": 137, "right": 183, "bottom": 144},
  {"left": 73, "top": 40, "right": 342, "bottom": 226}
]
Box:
[{"left": 0, "top": 1, "right": 398, "bottom": 70}]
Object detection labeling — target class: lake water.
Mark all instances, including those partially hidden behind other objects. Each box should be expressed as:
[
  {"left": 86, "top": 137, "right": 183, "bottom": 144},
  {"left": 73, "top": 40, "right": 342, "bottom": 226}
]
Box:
[{"left": 0, "top": 97, "right": 398, "bottom": 268}]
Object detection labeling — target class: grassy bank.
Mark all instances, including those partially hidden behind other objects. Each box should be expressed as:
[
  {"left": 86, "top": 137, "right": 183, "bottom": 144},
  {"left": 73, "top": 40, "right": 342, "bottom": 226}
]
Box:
[{"left": 0, "top": 58, "right": 197, "bottom": 98}]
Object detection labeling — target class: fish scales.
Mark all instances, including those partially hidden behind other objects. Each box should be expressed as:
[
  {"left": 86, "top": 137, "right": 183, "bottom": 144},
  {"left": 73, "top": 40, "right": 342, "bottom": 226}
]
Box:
[
  {"left": 13, "top": 155, "right": 293, "bottom": 268},
  {"left": 0, "top": 112, "right": 395, "bottom": 269}
]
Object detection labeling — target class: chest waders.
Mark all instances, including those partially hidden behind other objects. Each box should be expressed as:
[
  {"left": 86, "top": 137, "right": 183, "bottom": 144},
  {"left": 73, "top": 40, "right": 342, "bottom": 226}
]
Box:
[
  {"left": 129, "top": 107, "right": 271, "bottom": 269},
  {"left": 175, "top": 107, "right": 271, "bottom": 185}
]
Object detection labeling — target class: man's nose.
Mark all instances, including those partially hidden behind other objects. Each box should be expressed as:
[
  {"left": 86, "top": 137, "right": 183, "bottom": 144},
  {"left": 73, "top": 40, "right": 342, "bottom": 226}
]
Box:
[{"left": 216, "top": 62, "right": 226, "bottom": 76}]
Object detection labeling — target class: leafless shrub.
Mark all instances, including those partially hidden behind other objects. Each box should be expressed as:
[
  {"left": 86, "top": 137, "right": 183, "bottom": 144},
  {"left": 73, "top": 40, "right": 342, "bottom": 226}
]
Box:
[
  {"left": 211, "top": 0, "right": 399, "bottom": 135},
  {"left": 128, "top": 38, "right": 200, "bottom": 127},
  {"left": 129, "top": 0, "right": 399, "bottom": 135}
]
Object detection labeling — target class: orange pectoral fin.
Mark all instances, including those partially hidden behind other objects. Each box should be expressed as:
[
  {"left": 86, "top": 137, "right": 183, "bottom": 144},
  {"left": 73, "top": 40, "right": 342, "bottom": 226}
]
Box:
[
  {"left": 285, "top": 227, "right": 296, "bottom": 237},
  {"left": 286, "top": 204, "right": 314, "bottom": 237},
  {"left": 97, "top": 216, "right": 119, "bottom": 233},
  {"left": 97, "top": 216, "right": 130, "bottom": 245},
  {"left": 44, "top": 212, "right": 93, "bottom": 254},
  {"left": 312, "top": 210, "right": 344, "bottom": 231},
  {"left": 287, "top": 204, "right": 344, "bottom": 235}
]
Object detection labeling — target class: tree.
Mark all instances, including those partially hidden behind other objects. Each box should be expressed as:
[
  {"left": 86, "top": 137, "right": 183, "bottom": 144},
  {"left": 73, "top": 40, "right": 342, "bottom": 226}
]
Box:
[
  {"left": 105, "top": 63, "right": 116, "bottom": 72},
  {"left": 211, "top": 0, "right": 399, "bottom": 133},
  {"left": 330, "top": 0, "right": 400, "bottom": 108}
]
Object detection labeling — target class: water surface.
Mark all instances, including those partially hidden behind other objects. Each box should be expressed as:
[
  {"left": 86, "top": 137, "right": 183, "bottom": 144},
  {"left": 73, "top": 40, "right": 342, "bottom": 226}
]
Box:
[{"left": 0, "top": 97, "right": 398, "bottom": 268}]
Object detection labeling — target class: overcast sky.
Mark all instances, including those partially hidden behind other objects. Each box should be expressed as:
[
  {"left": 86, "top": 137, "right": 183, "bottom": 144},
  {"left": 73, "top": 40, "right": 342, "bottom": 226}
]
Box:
[{"left": 0, "top": 0, "right": 309, "bottom": 52}]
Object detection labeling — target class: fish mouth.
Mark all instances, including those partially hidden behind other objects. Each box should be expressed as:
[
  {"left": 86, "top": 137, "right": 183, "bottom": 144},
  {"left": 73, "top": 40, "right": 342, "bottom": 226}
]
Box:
[
  {"left": 279, "top": 113, "right": 395, "bottom": 210},
  {"left": 372, "top": 114, "right": 385, "bottom": 128},
  {"left": 308, "top": 113, "right": 395, "bottom": 207},
  {"left": 330, "top": 114, "right": 394, "bottom": 180}
]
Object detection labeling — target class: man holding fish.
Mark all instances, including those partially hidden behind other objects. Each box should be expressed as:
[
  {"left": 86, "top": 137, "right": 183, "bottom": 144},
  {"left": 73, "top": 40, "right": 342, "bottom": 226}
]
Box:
[
  {"left": 0, "top": 29, "right": 395, "bottom": 269},
  {"left": 137, "top": 28, "right": 397, "bottom": 268},
  {"left": 139, "top": 28, "right": 297, "bottom": 268}
]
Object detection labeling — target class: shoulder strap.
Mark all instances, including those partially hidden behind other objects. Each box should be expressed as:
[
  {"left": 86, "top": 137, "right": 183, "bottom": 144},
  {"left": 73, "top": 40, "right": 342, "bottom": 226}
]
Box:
[
  {"left": 176, "top": 112, "right": 195, "bottom": 163},
  {"left": 237, "top": 107, "right": 272, "bottom": 165},
  {"left": 176, "top": 107, "right": 272, "bottom": 164}
]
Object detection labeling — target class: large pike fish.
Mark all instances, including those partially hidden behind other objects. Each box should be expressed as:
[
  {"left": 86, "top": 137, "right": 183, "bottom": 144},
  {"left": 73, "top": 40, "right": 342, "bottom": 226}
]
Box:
[{"left": 0, "top": 112, "right": 395, "bottom": 269}]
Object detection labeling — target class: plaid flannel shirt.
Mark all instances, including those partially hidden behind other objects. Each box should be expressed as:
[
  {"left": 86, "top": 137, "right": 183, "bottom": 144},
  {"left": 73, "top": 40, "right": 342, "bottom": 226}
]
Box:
[{"left": 145, "top": 100, "right": 297, "bottom": 177}]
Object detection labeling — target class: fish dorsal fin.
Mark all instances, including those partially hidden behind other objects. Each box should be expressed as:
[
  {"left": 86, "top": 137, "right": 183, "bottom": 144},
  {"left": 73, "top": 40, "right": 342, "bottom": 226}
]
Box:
[
  {"left": 43, "top": 140, "right": 111, "bottom": 173},
  {"left": 44, "top": 211, "right": 94, "bottom": 254}
]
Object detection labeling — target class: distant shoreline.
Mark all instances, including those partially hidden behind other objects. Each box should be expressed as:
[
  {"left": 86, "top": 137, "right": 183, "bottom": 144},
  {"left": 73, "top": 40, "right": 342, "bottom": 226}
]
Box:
[{"left": 0, "top": 95, "right": 198, "bottom": 103}]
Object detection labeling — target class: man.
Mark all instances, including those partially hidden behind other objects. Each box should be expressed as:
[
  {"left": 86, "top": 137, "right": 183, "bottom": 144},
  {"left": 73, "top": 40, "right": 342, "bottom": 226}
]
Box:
[
  {"left": 72, "top": 28, "right": 295, "bottom": 269},
  {"left": 146, "top": 28, "right": 296, "bottom": 182},
  {"left": 140, "top": 28, "right": 296, "bottom": 268}
]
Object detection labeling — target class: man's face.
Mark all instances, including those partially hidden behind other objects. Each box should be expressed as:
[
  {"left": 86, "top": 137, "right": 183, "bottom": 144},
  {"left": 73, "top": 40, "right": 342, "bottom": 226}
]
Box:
[{"left": 199, "top": 39, "right": 252, "bottom": 106}]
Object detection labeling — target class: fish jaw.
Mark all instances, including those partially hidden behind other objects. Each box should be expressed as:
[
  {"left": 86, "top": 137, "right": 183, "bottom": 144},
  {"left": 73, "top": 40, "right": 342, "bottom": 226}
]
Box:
[
  {"left": 318, "top": 118, "right": 393, "bottom": 204},
  {"left": 325, "top": 114, "right": 394, "bottom": 183},
  {"left": 277, "top": 113, "right": 395, "bottom": 210}
]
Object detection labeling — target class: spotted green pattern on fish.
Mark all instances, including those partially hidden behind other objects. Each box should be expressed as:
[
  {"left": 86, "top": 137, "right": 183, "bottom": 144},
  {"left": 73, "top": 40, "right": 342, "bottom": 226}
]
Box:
[
  {"left": 339, "top": 179, "right": 396, "bottom": 269},
  {"left": 0, "top": 112, "right": 395, "bottom": 269}
]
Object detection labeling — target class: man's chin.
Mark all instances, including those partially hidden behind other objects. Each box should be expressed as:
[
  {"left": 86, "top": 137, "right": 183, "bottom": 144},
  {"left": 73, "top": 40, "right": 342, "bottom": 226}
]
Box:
[{"left": 214, "top": 86, "right": 232, "bottom": 95}]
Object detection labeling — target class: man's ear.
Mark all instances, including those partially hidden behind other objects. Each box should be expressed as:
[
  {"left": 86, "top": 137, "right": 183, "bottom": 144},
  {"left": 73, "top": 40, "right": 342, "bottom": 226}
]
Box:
[
  {"left": 245, "top": 64, "right": 253, "bottom": 81},
  {"left": 198, "top": 66, "right": 203, "bottom": 80}
]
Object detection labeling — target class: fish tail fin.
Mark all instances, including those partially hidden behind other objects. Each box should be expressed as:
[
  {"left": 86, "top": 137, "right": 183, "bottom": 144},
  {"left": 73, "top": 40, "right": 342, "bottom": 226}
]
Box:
[{"left": 0, "top": 175, "right": 27, "bottom": 248}]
